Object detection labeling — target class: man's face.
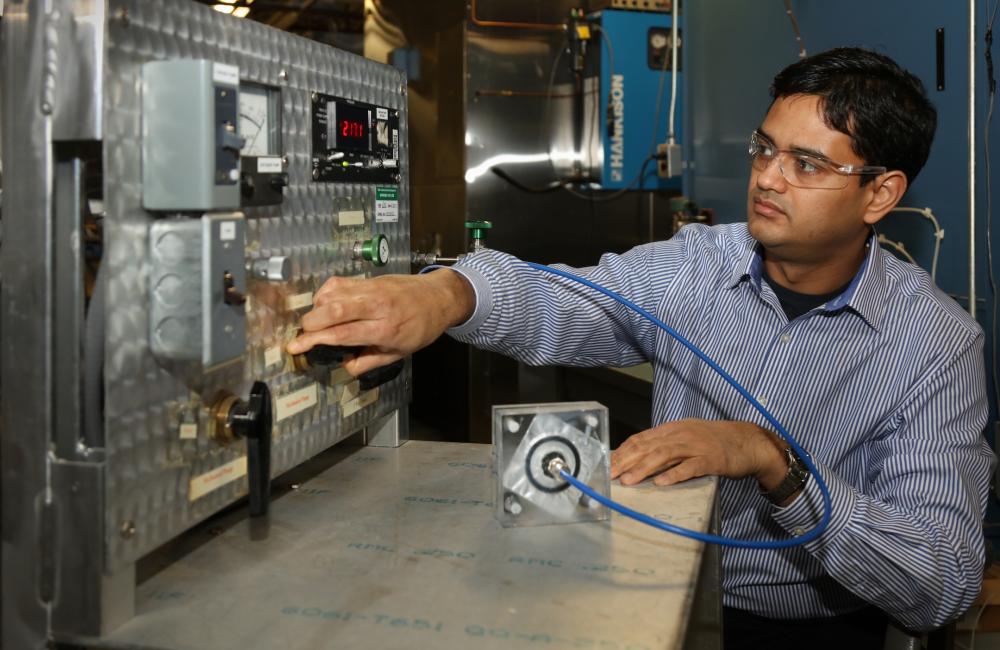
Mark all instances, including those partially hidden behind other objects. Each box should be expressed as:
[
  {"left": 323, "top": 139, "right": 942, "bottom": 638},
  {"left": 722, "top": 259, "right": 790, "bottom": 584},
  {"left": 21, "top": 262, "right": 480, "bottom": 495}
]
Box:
[{"left": 746, "top": 94, "right": 875, "bottom": 264}]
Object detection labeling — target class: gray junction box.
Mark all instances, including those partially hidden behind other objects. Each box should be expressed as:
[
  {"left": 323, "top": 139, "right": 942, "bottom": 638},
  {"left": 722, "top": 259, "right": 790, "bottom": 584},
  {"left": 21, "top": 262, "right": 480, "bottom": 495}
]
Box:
[{"left": 142, "top": 59, "right": 243, "bottom": 211}]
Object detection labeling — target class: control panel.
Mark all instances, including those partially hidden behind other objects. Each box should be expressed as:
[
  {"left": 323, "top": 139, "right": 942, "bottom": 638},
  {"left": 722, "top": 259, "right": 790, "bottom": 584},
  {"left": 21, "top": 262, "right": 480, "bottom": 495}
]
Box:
[
  {"left": 5, "top": 2, "right": 412, "bottom": 642},
  {"left": 311, "top": 93, "right": 400, "bottom": 183}
]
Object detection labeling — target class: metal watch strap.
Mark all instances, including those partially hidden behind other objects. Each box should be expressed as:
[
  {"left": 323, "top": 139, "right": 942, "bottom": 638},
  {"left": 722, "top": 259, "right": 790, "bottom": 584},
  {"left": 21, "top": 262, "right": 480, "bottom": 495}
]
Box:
[{"left": 762, "top": 446, "right": 810, "bottom": 505}]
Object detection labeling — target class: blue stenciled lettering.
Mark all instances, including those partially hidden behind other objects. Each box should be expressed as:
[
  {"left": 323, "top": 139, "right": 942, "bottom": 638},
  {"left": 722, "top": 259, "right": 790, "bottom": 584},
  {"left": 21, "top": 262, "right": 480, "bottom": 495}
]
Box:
[{"left": 509, "top": 556, "right": 563, "bottom": 568}]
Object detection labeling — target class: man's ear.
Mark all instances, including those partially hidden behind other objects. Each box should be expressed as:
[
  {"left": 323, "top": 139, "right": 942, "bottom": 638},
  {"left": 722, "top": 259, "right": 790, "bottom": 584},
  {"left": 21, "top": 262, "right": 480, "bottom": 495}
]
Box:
[{"left": 863, "top": 170, "right": 908, "bottom": 226}]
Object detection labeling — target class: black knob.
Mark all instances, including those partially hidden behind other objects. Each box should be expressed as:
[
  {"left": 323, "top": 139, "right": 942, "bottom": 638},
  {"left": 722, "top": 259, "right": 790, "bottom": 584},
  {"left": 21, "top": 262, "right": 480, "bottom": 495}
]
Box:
[
  {"left": 270, "top": 173, "right": 289, "bottom": 191},
  {"left": 228, "top": 381, "right": 273, "bottom": 517},
  {"left": 294, "top": 344, "right": 362, "bottom": 371},
  {"left": 358, "top": 359, "right": 405, "bottom": 391}
]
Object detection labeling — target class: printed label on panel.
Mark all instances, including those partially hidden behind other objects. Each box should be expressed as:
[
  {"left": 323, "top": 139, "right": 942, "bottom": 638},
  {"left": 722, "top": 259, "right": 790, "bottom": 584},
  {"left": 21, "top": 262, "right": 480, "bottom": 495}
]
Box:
[
  {"left": 286, "top": 292, "right": 314, "bottom": 311},
  {"left": 189, "top": 456, "right": 247, "bottom": 501},
  {"left": 375, "top": 186, "right": 398, "bottom": 223},
  {"left": 264, "top": 345, "right": 283, "bottom": 368},
  {"left": 257, "top": 157, "right": 282, "bottom": 173},
  {"left": 339, "top": 209, "right": 365, "bottom": 226},
  {"left": 276, "top": 383, "right": 319, "bottom": 421}
]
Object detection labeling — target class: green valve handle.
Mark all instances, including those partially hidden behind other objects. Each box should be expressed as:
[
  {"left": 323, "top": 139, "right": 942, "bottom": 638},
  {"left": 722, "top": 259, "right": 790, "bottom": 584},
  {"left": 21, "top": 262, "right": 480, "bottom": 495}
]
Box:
[
  {"left": 465, "top": 220, "right": 492, "bottom": 238},
  {"left": 360, "top": 234, "right": 390, "bottom": 266},
  {"left": 465, "top": 220, "right": 492, "bottom": 250}
]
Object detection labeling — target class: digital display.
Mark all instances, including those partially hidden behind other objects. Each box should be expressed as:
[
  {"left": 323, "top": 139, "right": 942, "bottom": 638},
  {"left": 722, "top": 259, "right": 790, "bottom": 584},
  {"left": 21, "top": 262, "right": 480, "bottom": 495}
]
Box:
[
  {"left": 311, "top": 92, "right": 399, "bottom": 184},
  {"left": 328, "top": 101, "right": 370, "bottom": 152}
]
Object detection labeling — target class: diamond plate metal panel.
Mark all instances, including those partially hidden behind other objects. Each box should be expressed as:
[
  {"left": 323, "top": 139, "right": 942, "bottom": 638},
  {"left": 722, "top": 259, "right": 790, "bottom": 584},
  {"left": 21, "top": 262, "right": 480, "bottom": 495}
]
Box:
[{"left": 103, "top": 0, "right": 410, "bottom": 570}]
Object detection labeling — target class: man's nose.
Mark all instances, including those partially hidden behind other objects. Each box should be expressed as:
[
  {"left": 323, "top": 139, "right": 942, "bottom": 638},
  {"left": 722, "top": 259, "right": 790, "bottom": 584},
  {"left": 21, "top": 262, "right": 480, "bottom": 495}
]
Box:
[{"left": 755, "top": 155, "right": 788, "bottom": 191}]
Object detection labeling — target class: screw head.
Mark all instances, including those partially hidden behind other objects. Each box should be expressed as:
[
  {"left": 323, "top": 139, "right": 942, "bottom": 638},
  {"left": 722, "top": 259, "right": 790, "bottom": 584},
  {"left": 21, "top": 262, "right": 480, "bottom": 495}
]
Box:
[
  {"left": 120, "top": 521, "right": 136, "bottom": 539},
  {"left": 278, "top": 69, "right": 288, "bottom": 82}
]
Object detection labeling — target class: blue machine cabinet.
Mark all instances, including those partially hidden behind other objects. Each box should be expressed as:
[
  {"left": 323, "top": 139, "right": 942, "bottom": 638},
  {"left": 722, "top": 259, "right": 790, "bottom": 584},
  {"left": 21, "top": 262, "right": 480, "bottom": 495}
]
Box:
[{"left": 590, "top": 9, "right": 685, "bottom": 192}]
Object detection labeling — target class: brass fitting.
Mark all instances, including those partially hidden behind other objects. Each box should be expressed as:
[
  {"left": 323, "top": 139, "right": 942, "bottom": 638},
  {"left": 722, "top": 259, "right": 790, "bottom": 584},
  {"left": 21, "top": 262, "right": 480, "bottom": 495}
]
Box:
[{"left": 211, "top": 392, "right": 240, "bottom": 443}]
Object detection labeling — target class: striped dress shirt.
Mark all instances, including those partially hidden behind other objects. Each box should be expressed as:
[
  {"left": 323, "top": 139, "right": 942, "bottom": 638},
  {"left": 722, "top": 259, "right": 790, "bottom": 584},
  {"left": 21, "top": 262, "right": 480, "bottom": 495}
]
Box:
[{"left": 448, "top": 222, "right": 995, "bottom": 630}]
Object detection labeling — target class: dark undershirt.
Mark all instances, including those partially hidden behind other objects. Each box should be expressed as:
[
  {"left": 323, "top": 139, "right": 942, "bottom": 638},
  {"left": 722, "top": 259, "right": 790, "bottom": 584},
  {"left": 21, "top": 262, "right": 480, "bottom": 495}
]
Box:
[{"left": 762, "top": 267, "right": 852, "bottom": 321}]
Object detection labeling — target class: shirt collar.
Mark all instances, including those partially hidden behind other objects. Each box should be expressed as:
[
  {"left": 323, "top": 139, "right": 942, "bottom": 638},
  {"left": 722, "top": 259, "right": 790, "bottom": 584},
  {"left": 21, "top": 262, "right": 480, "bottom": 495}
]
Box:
[{"left": 728, "top": 229, "right": 888, "bottom": 331}]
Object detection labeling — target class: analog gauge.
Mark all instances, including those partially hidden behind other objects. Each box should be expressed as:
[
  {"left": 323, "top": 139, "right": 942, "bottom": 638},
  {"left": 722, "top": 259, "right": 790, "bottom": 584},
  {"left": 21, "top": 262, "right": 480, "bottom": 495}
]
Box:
[
  {"left": 239, "top": 83, "right": 281, "bottom": 157},
  {"left": 377, "top": 236, "right": 390, "bottom": 265},
  {"left": 650, "top": 33, "right": 668, "bottom": 50}
]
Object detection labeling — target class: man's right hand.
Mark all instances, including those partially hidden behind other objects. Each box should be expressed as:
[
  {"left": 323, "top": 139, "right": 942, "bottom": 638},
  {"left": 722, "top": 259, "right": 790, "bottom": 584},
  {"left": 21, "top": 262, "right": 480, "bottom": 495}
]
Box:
[{"left": 286, "top": 268, "right": 475, "bottom": 376}]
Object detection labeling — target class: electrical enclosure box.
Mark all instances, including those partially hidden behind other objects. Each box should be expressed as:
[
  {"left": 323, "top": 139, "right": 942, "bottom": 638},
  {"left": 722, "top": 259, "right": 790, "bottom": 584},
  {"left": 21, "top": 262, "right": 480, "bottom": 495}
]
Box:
[
  {"left": 493, "top": 401, "right": 611, "bottom": 528},
  {"left": 142, "top": 59, "right": 243, "bottom": 210},
  {"left": 149, "top": 213, "right": 247, "bottom": 368},
  {"left": 589, "top": 9, "right": 684, "bottom": 191}
]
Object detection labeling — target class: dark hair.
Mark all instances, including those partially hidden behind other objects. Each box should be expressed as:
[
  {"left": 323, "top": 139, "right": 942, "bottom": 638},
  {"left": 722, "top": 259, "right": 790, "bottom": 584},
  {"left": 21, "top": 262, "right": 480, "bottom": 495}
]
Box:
[{"left": 770, "top": 47, "right": 937, "bottom": 186}]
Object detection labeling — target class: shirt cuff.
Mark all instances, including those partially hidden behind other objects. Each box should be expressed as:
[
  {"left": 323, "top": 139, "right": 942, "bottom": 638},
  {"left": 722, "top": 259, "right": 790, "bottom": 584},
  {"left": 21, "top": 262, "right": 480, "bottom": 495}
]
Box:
[
  {"left": 445, "top": 264, "right": 494, "bottom": 338},
  {"left": 770, "top": 459, "right": 856, "bottom": 551}
]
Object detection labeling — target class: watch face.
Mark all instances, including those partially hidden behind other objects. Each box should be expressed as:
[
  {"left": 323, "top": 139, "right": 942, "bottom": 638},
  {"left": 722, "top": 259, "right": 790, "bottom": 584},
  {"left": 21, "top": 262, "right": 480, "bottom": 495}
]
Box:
[{"left": 762, "top": 446, "right": 810, "bottom": 505}]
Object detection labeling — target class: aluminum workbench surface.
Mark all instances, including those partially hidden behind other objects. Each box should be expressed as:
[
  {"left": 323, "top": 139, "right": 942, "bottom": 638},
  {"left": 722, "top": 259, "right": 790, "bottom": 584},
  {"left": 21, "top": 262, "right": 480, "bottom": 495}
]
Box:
[{"left": 102, "top": 441, "right": 720, "bottom": 650}]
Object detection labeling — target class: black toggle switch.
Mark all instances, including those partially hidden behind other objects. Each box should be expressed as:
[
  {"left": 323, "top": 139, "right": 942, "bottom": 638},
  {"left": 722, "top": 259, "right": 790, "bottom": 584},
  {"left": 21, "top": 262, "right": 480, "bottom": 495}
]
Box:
[
  {"left": 358, "top": 359, "right": 405, "bottom": 391},
  {"left": 223, "top": 270, "right": 246, "bottom": 305},
  {"left": 241, "top": 173, "right": 256, "bottom": 197},
  {"left": 225, "top": 381, "right": 273, "bottom": 517}
]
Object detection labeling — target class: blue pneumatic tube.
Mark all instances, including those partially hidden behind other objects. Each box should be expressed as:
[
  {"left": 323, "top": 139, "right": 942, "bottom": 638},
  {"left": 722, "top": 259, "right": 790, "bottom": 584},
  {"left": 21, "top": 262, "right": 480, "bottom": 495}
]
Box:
[{"left": 524, "top": 261, "right": 832, "bottom": 549}]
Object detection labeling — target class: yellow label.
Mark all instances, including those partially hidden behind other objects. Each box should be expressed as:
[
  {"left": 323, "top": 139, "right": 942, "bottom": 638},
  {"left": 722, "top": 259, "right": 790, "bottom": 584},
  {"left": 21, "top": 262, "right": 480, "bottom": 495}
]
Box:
[
  {"left": 340, "top": 379, "right": 361, "bottom": 404},
  {"left": 342, "top": 385, "right": 378, "bottom": 417},
  {"left": 330, "top": 367, "right": 353, "bottom": 385},
  {"left": 179, "top": 423, "right": 198, "bottom": 440},
  {"left": 285, "top": 292, "right": 313, "bottom": 311},
  {"left": 264, "top": 345, "right": 283, "bottom": 368},
  {"left": 189, "top": 456, "right": 247, "bottom": 501},
  {"left": 276, "top": 383, "right": 318, "bottom": 421},
  {"left": 338, "top": 209, "right": 365, "bottom": 226}
]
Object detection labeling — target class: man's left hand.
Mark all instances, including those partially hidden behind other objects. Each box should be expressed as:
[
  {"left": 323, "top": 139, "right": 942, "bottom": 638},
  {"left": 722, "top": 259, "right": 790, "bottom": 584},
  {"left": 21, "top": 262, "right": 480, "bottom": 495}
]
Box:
[{"left": 610, "top": 419, "right": 788, "bottom": 490}]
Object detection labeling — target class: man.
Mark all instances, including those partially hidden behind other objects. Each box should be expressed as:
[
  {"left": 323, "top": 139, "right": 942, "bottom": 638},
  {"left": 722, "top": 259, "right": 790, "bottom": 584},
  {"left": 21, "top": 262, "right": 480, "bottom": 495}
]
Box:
[{"left": 288, "top": 48, "right": 995, "bottom": 647}]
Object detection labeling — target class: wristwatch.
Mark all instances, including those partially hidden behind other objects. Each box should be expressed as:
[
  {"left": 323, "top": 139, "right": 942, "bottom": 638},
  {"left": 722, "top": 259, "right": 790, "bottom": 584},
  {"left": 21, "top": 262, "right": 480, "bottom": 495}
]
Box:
[{"left": 762, "top": 446, "right": 810, "bottom": 505}]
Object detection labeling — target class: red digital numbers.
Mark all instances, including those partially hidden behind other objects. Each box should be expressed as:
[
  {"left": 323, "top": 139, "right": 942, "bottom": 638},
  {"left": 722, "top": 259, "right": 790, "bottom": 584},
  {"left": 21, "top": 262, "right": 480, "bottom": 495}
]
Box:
[{"left": 340, "top": 119, "right": 364, "bottom": 139}]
